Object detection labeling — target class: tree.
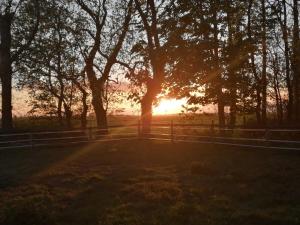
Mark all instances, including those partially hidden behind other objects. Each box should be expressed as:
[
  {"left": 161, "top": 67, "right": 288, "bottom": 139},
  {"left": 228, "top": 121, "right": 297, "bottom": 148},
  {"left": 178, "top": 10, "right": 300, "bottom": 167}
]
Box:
[
  {"left": 129, "top": 0, "right": 168, "bottom": 134},
  {"left": 292, "top": 0, "right": 300, "bottom": 122},
  {"left": 18, "top": 0, "right": 85, "bottom": 128},
  {"left": 275, "top": 0, "right": 293, "bottom": 121},
  {"left": 75, "top": 0, "right": 133, "bottom": 129},
  {"left": 0, "top": 0, "right": 39, "bottom": 130},
  {"left": 247, "top": 0, "right": 262, "bottom": 123},
  {"left": 261, "top": 0, "right": 268, "bottom": 125},
  {"left": 212, "top": 0, "right": 226, "bottom": 127},
  {"left": 159, "top": 0, "right": 252, "bottom": 128}
]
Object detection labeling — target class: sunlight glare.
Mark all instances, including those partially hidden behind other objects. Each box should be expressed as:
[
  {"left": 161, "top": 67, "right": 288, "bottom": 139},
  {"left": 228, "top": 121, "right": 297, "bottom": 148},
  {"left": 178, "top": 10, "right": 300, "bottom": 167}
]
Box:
[{"left": 153, "top": 98, "right": 186, "bottom": 115}]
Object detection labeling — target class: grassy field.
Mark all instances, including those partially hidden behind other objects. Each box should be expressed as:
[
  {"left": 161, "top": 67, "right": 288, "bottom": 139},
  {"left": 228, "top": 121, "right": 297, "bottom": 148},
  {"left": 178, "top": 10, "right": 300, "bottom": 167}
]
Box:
[
  {"left": 12, "top": 113, "right": 259, "bottom": 131},
  {"left": 0, "top": 140, "right": 300, "bottom": 225},
  {"left": 12, "top": 113, "right": 296, "bottom": 133}
]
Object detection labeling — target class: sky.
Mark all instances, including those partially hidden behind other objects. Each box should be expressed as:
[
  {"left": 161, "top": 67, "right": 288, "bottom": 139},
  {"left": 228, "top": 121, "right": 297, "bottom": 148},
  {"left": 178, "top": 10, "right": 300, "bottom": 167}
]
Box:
[
  {"left": 7, "top": 89, "right": 186, "bottom": 117},
  {"left": 6, "top": 89, "right": 218, "bottom": 117}
]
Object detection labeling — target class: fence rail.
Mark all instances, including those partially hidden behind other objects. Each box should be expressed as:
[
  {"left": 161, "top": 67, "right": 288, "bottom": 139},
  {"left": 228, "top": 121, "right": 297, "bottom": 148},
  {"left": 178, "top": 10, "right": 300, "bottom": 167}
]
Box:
[{"left": 0, "top": 122, "right": 300, "bottom": 151}]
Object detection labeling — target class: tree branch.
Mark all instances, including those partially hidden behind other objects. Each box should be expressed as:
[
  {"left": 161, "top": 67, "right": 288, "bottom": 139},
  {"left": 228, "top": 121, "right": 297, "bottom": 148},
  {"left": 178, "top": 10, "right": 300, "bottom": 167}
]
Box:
[{"left": 11, "top": 0, "right": 40, "bottom": 62}]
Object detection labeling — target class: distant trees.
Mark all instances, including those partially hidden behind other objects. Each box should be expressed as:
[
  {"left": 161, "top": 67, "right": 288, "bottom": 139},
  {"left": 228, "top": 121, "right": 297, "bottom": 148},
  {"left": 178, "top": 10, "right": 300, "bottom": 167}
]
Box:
[{"left": 0, "top": 0, "right": 300, "bottom": 130}]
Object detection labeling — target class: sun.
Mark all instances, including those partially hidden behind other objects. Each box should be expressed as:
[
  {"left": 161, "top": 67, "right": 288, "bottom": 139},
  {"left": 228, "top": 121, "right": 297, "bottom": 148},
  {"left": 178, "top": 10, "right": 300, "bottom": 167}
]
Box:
[{"left": 153, "top": 98, "right": 185, "bottom": 115}]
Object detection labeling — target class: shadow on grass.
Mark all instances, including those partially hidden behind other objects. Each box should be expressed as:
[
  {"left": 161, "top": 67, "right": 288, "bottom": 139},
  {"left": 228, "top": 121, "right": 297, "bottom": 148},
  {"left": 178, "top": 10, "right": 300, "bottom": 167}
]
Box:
[{"left": 0, "top": 140, "right": 300, "bottom": 225}]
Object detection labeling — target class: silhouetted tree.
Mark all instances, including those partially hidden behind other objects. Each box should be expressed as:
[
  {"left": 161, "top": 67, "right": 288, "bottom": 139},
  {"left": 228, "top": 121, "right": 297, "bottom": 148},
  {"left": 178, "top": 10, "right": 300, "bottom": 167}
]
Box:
[
  {"left": 127, "top": 0, "right": 168, "bottom": 134},
  {"left": 292, "top": 0, "right": 300, "bottom": 121},
  {"left": 0, "top": 0, "right": 39, "bottom": 130},
  {"left": 75, "top": 0, "right": 133, "bottom": 129},
  {"left": 18, "top": 0, "right": 84, "bottom": 129}
]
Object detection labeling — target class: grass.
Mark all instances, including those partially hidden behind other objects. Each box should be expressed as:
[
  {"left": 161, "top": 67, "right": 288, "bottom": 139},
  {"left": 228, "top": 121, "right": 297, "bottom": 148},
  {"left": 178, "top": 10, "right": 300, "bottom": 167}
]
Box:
[
  {"left": 12, "top": 113, "right": 252, "bottom": 132},
  {"left": 0, "top": 140, "right": 300, "bottom": 225},
  {"left": 9, "top": 112, "right": 300, "bottom": 132}
]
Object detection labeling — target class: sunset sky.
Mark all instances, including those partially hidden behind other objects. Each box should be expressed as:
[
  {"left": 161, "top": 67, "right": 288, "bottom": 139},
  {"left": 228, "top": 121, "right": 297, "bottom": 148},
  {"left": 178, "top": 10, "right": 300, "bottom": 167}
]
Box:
[
  {"left": 10, "top": 89, "right": 188, "bottom": 116},
  {"left": 10, "top": 89, "right": 218, "bottom": 116}
]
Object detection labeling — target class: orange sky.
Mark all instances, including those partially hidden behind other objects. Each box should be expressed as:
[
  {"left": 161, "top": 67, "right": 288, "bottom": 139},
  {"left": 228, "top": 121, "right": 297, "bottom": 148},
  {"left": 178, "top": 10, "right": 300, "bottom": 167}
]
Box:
[
  {"left": 7, "top": 90, "right": 218, "bottom": 117},
  {"left": 153, "top": 98, "right": 186, "bottom": 115}
]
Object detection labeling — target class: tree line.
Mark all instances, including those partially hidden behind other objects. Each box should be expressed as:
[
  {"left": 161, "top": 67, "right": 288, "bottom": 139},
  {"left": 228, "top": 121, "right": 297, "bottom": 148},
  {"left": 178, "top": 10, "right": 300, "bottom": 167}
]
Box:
[{"left": 0, "top": 0, "right": 299, "bottom": 133}]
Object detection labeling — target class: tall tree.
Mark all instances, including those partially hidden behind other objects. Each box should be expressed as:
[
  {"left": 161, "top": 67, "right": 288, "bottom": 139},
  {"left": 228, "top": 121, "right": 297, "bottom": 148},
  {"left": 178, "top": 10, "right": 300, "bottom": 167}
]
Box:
[
  {"left": 75, "top": 0, "right": 133, "bottom": 129},
  {"left": 18, "top": 0, "right": 84, "bottom": 128},
  {"left": 247, "top": 0, "right": 262, "bottom": 123},
  {"left": 292, "top": 0, "right": 300, "bottom": 122},
  {"left": 261, "top": 0, "right": 268, "bottom": 126},
  {"left": 133, "top": 0, "right": 167, "bottom": 134},
  {"left": 225, "top": 0, "right": 238, "bottom": 127},
  {"left": 224, "top": 0, "right": 250, "bottom": 127},
  {"left": 0, "top": 0, "right": 39, "bottom": 130},
  {"left": 211, "top": 0, "right": 225, "bottom": 127},
  {"left": 279, "top": 0, "right": 293, "bottom": 121}
]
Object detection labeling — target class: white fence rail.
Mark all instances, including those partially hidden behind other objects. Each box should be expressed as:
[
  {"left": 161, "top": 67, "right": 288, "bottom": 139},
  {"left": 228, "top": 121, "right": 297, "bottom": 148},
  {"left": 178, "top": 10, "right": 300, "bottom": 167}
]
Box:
[
  {"left": 0, "top": 127, "right": 138, "bottom": 150},
  {"left": 147, "top": 123, "right": 300, "bottom": 150},
  {"left": 0, "top": 123, "right": 300, "bottom": 151}
]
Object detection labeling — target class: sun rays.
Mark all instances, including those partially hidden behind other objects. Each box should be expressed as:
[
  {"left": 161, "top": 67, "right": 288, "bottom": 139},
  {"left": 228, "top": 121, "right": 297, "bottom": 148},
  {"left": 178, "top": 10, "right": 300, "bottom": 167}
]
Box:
[{"left": 153, "top": 99, "right": 186, "bottom": 115}]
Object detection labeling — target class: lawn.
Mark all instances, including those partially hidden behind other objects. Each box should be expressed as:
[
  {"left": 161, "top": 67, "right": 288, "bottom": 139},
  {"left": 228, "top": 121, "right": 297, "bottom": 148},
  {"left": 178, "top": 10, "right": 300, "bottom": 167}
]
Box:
[{"left": 0, "top": 140, "right": 299, "bottom": 225}]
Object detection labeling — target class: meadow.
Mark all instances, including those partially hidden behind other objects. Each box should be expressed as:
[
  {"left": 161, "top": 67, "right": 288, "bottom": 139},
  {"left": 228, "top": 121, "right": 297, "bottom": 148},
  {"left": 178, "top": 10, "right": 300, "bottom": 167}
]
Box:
[
  {"left": 0, "top": 140, "right": 299, "bottom": 225},
  {"left": 11, "top": 113, "right": 271, "bottom": 132}
]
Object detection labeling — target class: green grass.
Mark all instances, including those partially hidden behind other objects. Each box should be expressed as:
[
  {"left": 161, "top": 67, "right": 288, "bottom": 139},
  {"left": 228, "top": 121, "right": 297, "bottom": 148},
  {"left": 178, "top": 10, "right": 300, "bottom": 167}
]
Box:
[{"left": 0, "top": 140, "right": 300, "bottom": 225}]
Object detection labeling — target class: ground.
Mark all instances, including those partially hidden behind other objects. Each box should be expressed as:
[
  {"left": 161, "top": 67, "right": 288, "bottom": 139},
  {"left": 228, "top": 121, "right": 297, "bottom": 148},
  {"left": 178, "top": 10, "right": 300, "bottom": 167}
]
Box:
[
  {"left": 0, "top": 140, "right": 300, "bottom": 225},
  {"left": 12, "top": 114, "right": 252, "bottom": 131}
]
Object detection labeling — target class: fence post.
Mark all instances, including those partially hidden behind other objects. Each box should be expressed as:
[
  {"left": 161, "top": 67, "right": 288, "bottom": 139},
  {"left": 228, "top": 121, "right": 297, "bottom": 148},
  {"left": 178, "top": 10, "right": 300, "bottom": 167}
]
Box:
[
  {"left": 171, "top": 120, "right": 174, "bottom": 143},
  {"left": 211, "top": 120, "right": 215, "bottom": 135},
  {"left": 30, "top": 133, "right": 33, "bottom": 150},
  {"left": 138, "top": 120, "right": 141, "bottom": 139},
  {"left": 265, "top": 129, "right": 270, "bottom": 146},
  {"left": 89, "top": 127, "right": 93, "bottom": 141},
  {"left": 210, "top": 120, "right": 215, "bottom": 143}
]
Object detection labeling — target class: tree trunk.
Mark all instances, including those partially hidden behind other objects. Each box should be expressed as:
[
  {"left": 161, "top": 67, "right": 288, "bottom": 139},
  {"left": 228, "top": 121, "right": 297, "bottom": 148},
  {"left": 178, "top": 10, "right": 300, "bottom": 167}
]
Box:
[
  {"left": 63, "top": 103, "right": 72, "bottom": 129},
  {"left": 81, "top": 92, "right": 88, "bottom": 129},
  {"left": 71, "top": 78, "right": 88, "bottom": 129},
  {"left": 57, "top": 97, "right": 63, "bottom": 126},
  {"left": 1, "top": 67, "right": 12, "bottom": 130},
  {"left": 261, "top": 0, "right": 268, "bottom": 126},
  {"left": 292, "top": 0, "right": 300, "bottom": 122},
  {"left": 226, "top": 1, "right": 237, "bottom": 128},
  {"left": 213, "top": 6, "right": 225, "bottom": 128},
  {"left": 217, "top": 102, "right": 225, "bottom": 127},
  {"left": 229, "top": 75, "right": 237, "bottom": 128},
  {"left": 247, "top": 0, "right": 262, "bottom": 124},
  {"left": 281, "top": 0, "right": 293, "bottom": 121},
  {"left": 140, "top": 76, "right": 162, "bottom": 135},
  {"left": 92, "top": 93, "right": 107, "bottom": 129},
  {"left": 272, "top": 54, "right": 283, "bottom": 124},
  {"left": 141, "top": 92, "right": 154, "bottom": 135},
  {"left": 0, "top": 14, "right": 13, "bottom": 131},
  {"left": 253, "top": 64, "right": 262, "bottom": 124},
  {"left": 274, "top": 84, "right": 282, "bottom": 124},
  {"left": 85, "top": 61, "right": 108, "bottom": 129},
  {"left": 91, "top": 81, "right": 107, "bottom": 129},
  {"left": 134, "top": 0, "right": 165, "bottom": 134}
]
